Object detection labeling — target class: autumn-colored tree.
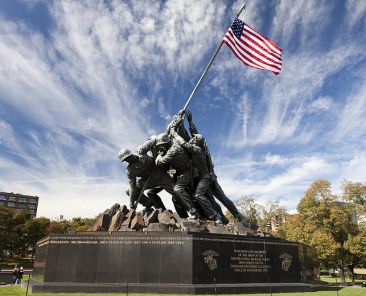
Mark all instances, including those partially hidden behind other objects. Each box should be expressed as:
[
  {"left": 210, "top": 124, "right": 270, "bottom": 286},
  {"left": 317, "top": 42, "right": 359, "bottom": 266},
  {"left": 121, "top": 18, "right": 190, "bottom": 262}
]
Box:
[
  {"left": 342, "top": 180, "right": 366, "bottom": 214},
  {"left": 283, "top": 179, "right": 359, "bottom": 285},
  {"left": 283, "top": 214, "right": 338, "bottom": 265},
  {"left": 344, "top": 222, "right": 366, "bottom": 283},
  {"left": 340, "top": 180, "right": 366, "bottom": 283},
  {"left": 47, "top": 221, "right": 61, "bottom": 233}
]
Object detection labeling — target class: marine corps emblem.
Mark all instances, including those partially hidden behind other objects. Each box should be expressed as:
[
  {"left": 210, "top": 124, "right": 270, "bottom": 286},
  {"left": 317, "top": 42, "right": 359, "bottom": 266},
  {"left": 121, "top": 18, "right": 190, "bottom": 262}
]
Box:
[
  {"left": 202, "top": 250, "right": 219, "bottom": 270},
  {"left": 279, "top": 253, "right": 292, "bottom": 271}
]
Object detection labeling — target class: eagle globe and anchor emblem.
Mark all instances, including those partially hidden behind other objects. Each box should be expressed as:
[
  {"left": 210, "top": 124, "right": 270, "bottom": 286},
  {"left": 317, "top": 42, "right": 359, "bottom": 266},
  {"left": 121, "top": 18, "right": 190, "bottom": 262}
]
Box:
[
  {"left": 279, "top": 253, "right": 293, "bottom": 271},
  {"left": 202, "top": 250, "right": 220, "bottom": 270}
]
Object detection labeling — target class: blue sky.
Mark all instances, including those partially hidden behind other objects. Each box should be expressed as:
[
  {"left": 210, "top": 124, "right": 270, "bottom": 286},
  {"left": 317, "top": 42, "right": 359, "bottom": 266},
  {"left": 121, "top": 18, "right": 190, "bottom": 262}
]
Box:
[{"left": 0, "top": 0, "right": 365, "bottom": 219}]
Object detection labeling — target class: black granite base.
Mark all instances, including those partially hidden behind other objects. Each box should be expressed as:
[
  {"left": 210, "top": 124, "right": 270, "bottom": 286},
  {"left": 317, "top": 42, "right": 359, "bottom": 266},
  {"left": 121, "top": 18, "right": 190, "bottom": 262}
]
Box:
[
  {"left": 29, "top": 280, "right": 316, "bottom": 294},
  {"left": 32, "top": 232, "right": 316, "bottom": 294}
]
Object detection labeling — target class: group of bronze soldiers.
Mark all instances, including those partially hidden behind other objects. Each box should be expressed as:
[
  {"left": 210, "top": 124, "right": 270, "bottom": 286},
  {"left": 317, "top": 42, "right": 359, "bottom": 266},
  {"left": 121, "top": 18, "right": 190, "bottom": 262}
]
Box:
[{"left": 118, "top": 110, "right": 247, "bottom": 225}]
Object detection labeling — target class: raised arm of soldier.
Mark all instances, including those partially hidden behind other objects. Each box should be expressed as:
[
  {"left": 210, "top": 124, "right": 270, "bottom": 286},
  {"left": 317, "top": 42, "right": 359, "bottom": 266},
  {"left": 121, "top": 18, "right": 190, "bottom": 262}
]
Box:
[
  {"left": 136, "top": 137, "right": 157, "bottom": 158},
  {"left": 165, "top": 114, "right": 182, "bottom": 135},
  {"left": 185, "top": 110, "right": 215, "bottom": 176},
  {"left": 176, "top": 109, "right": 191, "bottom": 141},
  {"left": 170, "top": 127, "right": 202, "bottom": 155},
  {"left": 186, "top": 110, "right": 199, "bottom": 136},
  {"left": 165, "top": 110, "right": 190, "bottom": 141}
]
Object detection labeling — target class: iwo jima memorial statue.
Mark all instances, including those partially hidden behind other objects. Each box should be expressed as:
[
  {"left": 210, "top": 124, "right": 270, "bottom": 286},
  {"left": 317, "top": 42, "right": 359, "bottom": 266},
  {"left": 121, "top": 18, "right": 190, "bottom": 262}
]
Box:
[{"left": 31, "top": 4, "right": 317, "bottom": 294}]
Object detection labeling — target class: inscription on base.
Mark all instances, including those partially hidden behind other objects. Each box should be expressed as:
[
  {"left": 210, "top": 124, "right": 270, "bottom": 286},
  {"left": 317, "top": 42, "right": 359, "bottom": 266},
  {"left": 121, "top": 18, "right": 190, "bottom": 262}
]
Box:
[
  {"left": 39, "top": 236, "right": 186, "bottom": 247},
  {"left": 230, "top": 249, "right": 271, "bottom": 272}
]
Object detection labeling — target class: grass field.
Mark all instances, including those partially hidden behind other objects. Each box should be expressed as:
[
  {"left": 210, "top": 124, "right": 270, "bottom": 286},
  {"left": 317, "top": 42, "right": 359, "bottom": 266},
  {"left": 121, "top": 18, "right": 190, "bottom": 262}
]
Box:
[
  {"left": 320, "top": 276, "right": 365, "bottom": 285},
  {"left": 1, "top": 286, "right": 366, "bottom": 296}
]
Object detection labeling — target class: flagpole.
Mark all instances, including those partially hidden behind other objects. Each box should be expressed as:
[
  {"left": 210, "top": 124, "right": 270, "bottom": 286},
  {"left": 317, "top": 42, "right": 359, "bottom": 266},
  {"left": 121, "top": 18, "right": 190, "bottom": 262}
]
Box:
[
  {"left": 182, "top": 3, "right": 247, "bottom": 111},
  {"left": 132, "top": 3, "right": 247, "bottom": 210}
]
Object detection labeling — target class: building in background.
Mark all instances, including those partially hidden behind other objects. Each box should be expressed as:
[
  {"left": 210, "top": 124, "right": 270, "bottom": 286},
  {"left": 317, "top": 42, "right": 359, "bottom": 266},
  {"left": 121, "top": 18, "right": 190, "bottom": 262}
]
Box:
[
  {"left": 51, "top": 214, "right": 65, "bottom": 222},
  {"left": 0, "top": 192, "right": 39, "bottom": 218}
]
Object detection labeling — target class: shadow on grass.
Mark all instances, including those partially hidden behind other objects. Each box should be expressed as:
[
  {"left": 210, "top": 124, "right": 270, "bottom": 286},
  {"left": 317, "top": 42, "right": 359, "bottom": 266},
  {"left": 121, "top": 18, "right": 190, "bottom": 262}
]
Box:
[{"left": 315, "top": 285, "right": 343, "bottom": 292}]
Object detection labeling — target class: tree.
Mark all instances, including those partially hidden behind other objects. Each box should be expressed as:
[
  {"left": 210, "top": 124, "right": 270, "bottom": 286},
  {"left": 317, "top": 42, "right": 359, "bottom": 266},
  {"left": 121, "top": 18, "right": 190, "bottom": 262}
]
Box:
[
  {"left": 69, "top": 217, "right": 96, "bottom": 232},
  {"left": 341, "top": 180, "right": 366, "bottom": 283},
  {"left": 342, "top": 180, "right": 366, "bottom": 214},
  {"left": 45, "top": 217, "right": 97, "bottom": 234},
  {"left": 23, "top": 217, "right": 50, "bottom": 257},
  {"left": 47, "top": 222, "right": 61, "bottom": 234},
  {"left": 283, "top": 179, "right": 359, "bottom": 286},
  {"left": 12, "top": 210, "right": 31, "bottom": 257},
  {"left": 283, "top": 214, "right": 337, "bottom": 265},
  {"left": 257, "top": 200, "right": 287, "bottom": 235},
  {"left": 0, "top": 207, "right": 30, "bottom": 258},
  {"left": 232, "top": 196, "right": 288, "bottom": 235},
  {"left": 0, "top": 209, "right": 96, "bottom": 259},
  {"left": 342, "top": 180, "right": 366, "bottom": 204},
  {"left": 0, "top": 206, "right": 16, "bottom": 258},
  {"left": 57, "top": 219, "right": 72, "bottom": 233},
  {"left": 234, "top": 196, "right": 259, "bottom": 227}
]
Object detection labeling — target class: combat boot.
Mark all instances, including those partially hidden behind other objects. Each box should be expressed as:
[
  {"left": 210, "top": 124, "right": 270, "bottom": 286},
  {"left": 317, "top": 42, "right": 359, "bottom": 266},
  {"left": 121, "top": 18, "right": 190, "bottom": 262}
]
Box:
[
  {"left": 210, "top": 213, "right": 226, "bottom": 224},
  {"left": 237, "top": 214, "right": 250, "bottom": 227},
  {"left": 189, "top": 208, "right": 203, "bottom": 220}
]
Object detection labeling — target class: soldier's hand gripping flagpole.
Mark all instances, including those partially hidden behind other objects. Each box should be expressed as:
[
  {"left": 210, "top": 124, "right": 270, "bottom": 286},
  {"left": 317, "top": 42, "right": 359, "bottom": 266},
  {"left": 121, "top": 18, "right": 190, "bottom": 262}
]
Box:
[{"left": 132, "top": 3, "right": 247, "bottom": 210}]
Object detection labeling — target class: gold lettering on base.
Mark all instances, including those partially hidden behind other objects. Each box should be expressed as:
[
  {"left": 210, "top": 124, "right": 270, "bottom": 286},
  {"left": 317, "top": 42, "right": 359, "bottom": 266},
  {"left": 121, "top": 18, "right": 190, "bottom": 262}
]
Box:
[
  {"left": 44, "top": 236, "right": 186, "bottom": 246},
  {"left": 230, "top": 249, "right": 271, "bottom": 273}
]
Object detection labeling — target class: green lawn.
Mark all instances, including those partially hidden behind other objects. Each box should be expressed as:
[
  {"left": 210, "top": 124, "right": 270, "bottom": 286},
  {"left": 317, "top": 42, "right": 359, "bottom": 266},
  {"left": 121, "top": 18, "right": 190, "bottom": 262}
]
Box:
[
  {"left": 320, "top": 275, "right": 365, "bottom": 285},
  {"left": 1, "top": 286, "right": 366, "bottom": 296}
]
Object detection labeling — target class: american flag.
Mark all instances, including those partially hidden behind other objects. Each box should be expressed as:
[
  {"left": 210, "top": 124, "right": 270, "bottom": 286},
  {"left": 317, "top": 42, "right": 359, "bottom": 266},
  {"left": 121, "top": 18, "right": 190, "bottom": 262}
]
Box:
[{"left": 223, "top": 18, "right": 282, "bottom": 75}]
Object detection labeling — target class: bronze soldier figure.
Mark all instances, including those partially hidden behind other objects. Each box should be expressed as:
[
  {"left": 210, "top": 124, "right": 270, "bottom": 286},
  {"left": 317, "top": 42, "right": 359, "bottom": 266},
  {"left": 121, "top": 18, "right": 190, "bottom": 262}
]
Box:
[
  {"left": 185, "top": 110, "right": 248, "bottom": 225},
  {"left": 119, "top": 148, "right": 173, "bottom": 211},
  {"left": 169, "top": 120, "right": 227, "bottom": 224},
  {"left": 154, "top": 134, "right": 205, "bottom": 220},
  {"left": 137, "top": 134, "right": 188, "bottom": 218}
]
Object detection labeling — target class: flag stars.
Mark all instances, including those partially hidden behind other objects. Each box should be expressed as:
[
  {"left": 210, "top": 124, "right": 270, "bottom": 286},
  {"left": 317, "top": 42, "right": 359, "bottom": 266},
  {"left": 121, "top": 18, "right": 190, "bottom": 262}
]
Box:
[
  {"left": 224, "top": 17, "right": 282, "bottom": 75},
  {"left": 231, "top": 18, "right": 244, "bottom": 39}
]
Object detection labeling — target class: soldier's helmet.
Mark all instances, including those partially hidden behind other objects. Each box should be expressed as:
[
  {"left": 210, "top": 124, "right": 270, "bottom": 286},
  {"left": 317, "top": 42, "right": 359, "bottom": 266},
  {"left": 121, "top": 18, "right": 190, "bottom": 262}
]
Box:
[
  {"left": 156, "top": 133, "right": 171, "bottom": 146},
  {"left": 193, "top": 134, "right": 204, "bottom": 147},
  {"left": 118, "top": 148, "right": 133, "bottom": 162}
]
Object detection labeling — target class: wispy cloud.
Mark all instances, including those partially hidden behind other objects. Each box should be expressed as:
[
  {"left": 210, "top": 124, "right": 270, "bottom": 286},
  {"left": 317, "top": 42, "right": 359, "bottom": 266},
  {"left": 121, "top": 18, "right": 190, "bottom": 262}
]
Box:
[
  {"left": 345, "top": 0, "right": 366, "bottom": 28},
  {"left": 308, "top": 96, "right": 333, "bottom": 113},
  {"left": 0, "top": 0, "right": 230, "bottom": 218},
  {"left": 333, "top": 69, "right": 366, "bottom": 142},
  {"left": 0, "top": 120, "right": 19, "bottom": 151},
  {"left": 0, "top": 0, "right": 365, "bottom": 218},
  {"left": 214, "top": 149, "right": 366, "bottom": 211}
]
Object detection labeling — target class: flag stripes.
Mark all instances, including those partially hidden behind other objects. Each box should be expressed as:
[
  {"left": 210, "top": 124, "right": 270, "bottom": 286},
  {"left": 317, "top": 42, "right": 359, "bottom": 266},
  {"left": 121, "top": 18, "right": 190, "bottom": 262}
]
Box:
[{"left": 223, "top": 18, "right": 282, "bottom": 75}]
